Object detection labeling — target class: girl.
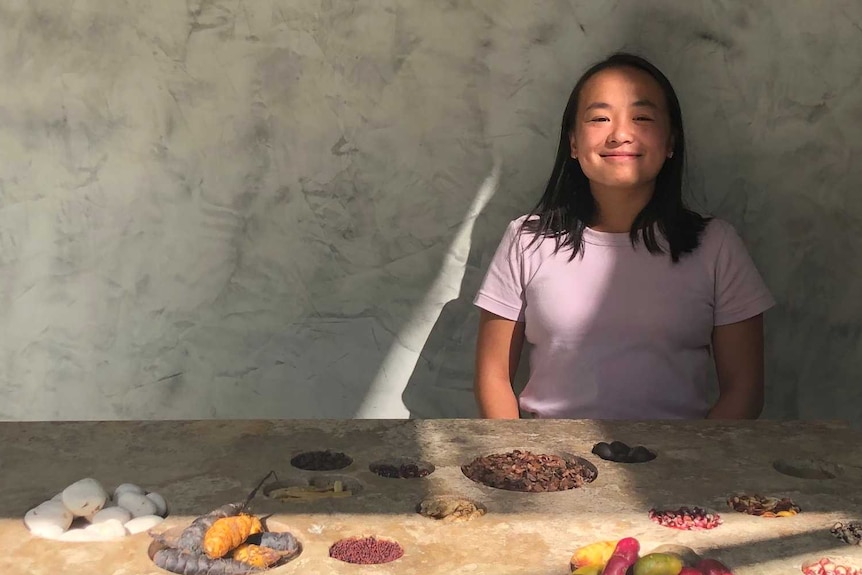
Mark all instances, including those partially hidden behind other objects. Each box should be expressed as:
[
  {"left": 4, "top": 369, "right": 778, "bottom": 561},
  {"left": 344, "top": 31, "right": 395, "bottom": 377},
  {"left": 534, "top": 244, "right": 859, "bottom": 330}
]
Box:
[{"left": 473, "top": 53, "right": 775, "bottom": 420}]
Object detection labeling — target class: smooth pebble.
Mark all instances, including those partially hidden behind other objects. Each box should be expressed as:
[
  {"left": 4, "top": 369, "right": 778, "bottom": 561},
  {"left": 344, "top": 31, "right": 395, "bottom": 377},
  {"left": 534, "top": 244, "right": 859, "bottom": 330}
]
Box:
[
  {"left": 145, "top": 492, "right": 168, "bottom": 516},
  {"left": 117, "top": 492, "right": 158, "bottom": 518},
  {"left": 124, "top": 514, "right": 164, "bottom": 534},
  {"left": 25, "top": 501, "right": 73, "bottom": 534},
  {"left": 62, "top": 478, "right": 108, "bottom": 518},
  {"left": 91, "top": 506, "right": 132, "bottom": 525},
  {"left": 84, "top": 519, "right": 127, "bottom": 540}
]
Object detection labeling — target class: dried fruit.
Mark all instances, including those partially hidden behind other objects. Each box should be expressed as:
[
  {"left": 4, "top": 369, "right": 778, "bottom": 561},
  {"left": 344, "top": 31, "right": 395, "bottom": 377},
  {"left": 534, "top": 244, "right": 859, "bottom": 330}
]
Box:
[
  {"left": 591, "top": 441, "right": 656, "bottom": 463},
  {"left": 727, "top": 494, "right": 800, "bottom": 517},
  {"left": 203, "top": 515, "right": 263, "bottom": 559},
  {"left": 648, "top": 507, "right": 722, "bottom": 530},
  {"left": 831, "top": 521, "right": 862, "bottom": 545},
  {"left": 461, "top": 450, "right": 596, "bottom": 492}
]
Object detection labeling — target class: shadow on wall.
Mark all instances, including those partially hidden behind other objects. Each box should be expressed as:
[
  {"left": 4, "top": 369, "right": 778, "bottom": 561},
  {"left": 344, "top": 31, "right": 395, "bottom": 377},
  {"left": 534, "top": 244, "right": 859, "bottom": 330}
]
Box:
[{"left": 402, "top": 1, "right": 862, "bottom": 424}]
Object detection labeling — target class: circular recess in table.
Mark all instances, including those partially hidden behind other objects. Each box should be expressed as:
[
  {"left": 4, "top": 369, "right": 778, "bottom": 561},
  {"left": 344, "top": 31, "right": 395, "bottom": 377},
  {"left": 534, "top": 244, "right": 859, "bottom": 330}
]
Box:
[
  {"left": 263, "top": 475, "right": 363, "bottom": 502},
  {"left": 290, "top": 450, "right": 353, "bottom": 471},
  {"left": 147, "top": 520, "right": 302, "bottom": 573},
  {"left": 416, "top": 495, "right": 487, "bottom": 522},
  {"left": 461, "top": 449, "right": 597, "bottom": 492},
  {"left": 369, "top": 457, "right": 435, "bottom": 478},
  {"left": 773, "top": 458, "right": 841, "bottom": 480},
  {"left": 329, "top": 535, "right": 404, "bottom": 564}
]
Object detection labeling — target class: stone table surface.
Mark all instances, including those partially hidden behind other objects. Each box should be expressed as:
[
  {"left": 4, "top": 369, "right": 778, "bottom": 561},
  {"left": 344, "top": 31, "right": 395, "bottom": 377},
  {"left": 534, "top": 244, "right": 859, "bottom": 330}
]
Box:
[{"left": 1, "top": 419, "right": 861, "bottom": 575}]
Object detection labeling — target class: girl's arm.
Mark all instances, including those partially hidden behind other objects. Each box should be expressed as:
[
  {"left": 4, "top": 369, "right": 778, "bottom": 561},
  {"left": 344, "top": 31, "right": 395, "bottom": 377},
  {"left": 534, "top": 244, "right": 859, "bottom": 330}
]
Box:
[
  {"left": 474, "top": 309, "right": 526, "bottom": 418},
  {"left": 707, "top": 314, "right": 765, "bottom": 419}
]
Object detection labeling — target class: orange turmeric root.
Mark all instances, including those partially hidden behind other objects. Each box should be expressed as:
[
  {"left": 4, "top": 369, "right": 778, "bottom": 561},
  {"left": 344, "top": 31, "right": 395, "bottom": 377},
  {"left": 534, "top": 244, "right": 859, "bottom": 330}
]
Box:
[
  {"left": 203, "top": 515, "right": 263, "bottom": 559},
  {"left": 231, "top": 543, "right": 282, "bottom": 568}
]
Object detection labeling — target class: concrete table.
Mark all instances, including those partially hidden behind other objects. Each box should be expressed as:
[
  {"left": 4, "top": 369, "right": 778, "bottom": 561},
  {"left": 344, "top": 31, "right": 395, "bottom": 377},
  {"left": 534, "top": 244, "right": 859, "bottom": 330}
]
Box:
[{"left": 1, "top": 419, "right": 861, "bottom": 574}]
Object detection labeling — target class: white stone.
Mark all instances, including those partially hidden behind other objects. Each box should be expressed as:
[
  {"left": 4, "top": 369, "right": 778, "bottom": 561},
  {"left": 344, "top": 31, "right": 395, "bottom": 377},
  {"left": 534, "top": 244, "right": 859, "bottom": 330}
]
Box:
[
  {"left": 112, "top": 483, "right": 145, "bottom": 501},
  {"left": 83, "top": 519, "right": 127, "bottom": 540},
  {"left": 116, "top": 491, "right": 157, "bottom": 518},
  {"left": 124, "top": 515, "right": 164, "bottom": 535},
  {"left": 58, "top": 528, "right": 102, "bottom": 542},
  {"left": 145, "top": 492, "right": 168, "bottom": 516},
  {"left": 62, "top": 478, "right": 108, "bottom": 518},
  {"left": 90, "top": 506, "right": 132, "bottom": 525},
  {"left": 24, "top": 501, "right": 73, "bottom": 535}
]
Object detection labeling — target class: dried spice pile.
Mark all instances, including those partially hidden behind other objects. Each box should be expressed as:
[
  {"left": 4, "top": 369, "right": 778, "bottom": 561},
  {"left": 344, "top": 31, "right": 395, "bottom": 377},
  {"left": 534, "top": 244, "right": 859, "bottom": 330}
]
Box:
[
  {"left": 290, "top": 450, "right": 352, "bottom": 471},
  {"left": 461, "top": 450, "right": 596, "bottom": 492},
  {"left": 802, "top": 557, "right": 861, "bottom": 575},
  {"left": 648, "top": 506, "right": 722, "bottom": 530},
  {"left": 329, "top": 536, "right": 404, "bottom": 564},
  {"left": 417, "top": 496, "right": 486, "bottom": 523},
  {"left": 832, "top": 521, "right": 862, "bottom": 545},
  {"left": 592, "top": 441, "right": 656, "bottom": 463},
  {"left": 727, "top": 494, "right": 801, "bottom": 517},
  {"left": 371, "top": 463, "right": 431, "bottom": 478}
]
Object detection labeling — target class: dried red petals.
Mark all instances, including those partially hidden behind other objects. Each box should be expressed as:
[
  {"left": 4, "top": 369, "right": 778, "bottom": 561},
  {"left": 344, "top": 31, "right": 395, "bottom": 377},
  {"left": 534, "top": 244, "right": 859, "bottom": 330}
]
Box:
[
  {"left": 648, "top": 506, "right": 722, "bottom": 530},
  {"left": 801, "top": 557, "right": 862, "bottom": 575}
]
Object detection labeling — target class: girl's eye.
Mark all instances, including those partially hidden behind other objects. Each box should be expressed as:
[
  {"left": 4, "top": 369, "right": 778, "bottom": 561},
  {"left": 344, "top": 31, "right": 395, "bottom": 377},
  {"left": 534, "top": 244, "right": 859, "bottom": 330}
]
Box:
[
  {"left": 634, "top": 116, "right": 654, "bottom": 122},
  {"left": 588, "top": 117, "right": 609, "bottom": 123}
]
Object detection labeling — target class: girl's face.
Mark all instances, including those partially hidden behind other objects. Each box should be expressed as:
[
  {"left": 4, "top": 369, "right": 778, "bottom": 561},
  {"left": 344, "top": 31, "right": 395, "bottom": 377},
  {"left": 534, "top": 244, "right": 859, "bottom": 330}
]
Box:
[{"left": 570, "top": 66, "right": 675, "bottom": 193}]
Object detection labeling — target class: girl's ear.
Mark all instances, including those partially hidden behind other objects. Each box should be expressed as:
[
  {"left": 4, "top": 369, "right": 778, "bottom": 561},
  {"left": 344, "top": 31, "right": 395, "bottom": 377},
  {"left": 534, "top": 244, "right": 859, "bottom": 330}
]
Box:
[
  {"left": 666, "top": 134, "right": 676, "bottom": 158},
  {"left": 569, "top": 131, "right": 578, "bottom": 159}
]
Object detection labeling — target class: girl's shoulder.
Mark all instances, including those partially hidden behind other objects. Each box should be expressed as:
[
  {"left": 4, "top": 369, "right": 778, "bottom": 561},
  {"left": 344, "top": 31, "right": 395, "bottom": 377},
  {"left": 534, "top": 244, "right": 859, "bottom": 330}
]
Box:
[
  {"left": 693, "top": 216, "right": 758, "bottom": 264},
  {"left": 698, "top": 216, "right": 743, "bottom": 247}
]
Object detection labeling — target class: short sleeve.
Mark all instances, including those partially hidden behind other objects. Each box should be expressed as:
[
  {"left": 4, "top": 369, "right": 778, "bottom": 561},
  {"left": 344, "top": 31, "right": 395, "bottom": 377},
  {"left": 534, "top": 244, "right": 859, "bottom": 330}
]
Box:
[
  {"left": 713, "top": 222, "right": 776, "bottom": 326},
  {"left": 473, "top": 219, "right": 528, "bottom": 322}
]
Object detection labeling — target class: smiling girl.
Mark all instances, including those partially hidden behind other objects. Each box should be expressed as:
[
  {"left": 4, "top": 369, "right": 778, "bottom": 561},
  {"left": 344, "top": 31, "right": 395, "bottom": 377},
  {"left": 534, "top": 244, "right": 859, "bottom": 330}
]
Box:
[{"left": 473, "top": 53, "right": 775, "bottom": 420}]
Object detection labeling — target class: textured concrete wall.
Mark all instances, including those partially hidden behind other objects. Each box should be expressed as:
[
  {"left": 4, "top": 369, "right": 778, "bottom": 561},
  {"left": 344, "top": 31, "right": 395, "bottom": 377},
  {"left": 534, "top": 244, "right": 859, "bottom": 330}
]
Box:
[{"left": 1, "top": 1, "right": 860, "bottom": 422}]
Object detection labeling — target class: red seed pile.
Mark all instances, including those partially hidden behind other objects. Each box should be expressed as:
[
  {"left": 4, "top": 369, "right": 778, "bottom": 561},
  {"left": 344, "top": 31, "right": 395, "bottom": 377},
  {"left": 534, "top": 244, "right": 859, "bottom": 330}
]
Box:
[
  {"left": 648, "top": 506, "right": 722, "bottom": 530},
  {"left": 372, "top": 463, "right": 431, "bottom": 478},
  {"left": 329, "top": 536, "right": 404, "bottom": 564},
  {"left": 461, "top": 450, "right": 597, "bottom": 492},
  {"left": 802, "top": 557, "right": 861, "bottom": 575}
]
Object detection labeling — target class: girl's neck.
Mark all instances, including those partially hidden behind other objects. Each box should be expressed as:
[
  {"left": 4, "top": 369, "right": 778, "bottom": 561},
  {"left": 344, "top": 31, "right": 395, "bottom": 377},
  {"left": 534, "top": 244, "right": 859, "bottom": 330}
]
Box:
[{"left": 588, "top": 181, "right": 655, "bottom": 233}]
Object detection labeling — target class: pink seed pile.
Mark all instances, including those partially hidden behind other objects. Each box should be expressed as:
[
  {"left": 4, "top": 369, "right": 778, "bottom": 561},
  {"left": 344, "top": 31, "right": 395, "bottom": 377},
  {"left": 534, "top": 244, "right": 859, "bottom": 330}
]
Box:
[
  {"left": 329, "top": 536, "right": 404, "bottom": 564},
  {"left": 802, "top": 557, "right": 861, "bottom": 575},
  {"left": 648, "top": 506, "right": 722, "bottom": 530}
]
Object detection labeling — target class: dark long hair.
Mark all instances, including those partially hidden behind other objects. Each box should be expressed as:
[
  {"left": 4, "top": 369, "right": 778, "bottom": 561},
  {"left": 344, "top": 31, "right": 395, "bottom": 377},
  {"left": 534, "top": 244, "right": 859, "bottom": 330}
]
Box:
[{"left": 523, "top": 52, "right": 709, "bottom": 263}]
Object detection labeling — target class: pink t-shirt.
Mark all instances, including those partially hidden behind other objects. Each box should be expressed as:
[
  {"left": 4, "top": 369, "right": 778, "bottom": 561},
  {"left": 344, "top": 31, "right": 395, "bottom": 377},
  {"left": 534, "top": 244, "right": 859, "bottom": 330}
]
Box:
[{"left": 474, "top": 215, "right": 775, "bottom": 419}]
